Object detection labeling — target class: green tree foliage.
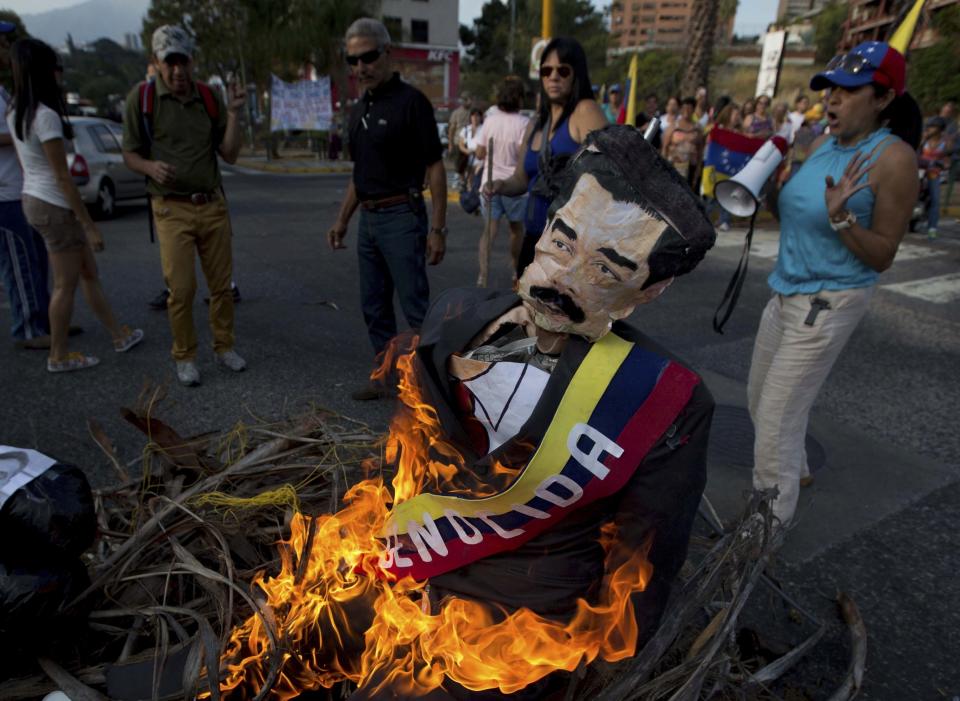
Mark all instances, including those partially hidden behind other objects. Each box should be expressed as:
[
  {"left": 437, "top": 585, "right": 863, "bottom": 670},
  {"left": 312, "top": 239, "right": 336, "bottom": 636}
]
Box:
[
  {"left": 813, "top": 1, "right": 848, "bottom": 63},
  {"left": 907, "top": 5, "right": 960, "bottom": 113},
  {"left": 60, "top": 39, "right": 146, "bottom": 115},
  {"left": 460, "top": 0, "right": 607, "bottom": 106}
]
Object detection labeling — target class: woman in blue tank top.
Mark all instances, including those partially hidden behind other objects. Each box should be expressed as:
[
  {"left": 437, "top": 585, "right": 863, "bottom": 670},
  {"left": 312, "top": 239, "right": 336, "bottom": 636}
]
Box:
[
  {"left": 482, "top": 37, "right": 607, "bottom": 280},
  {"left": 748, "top": 41, "right": 921, "bottom": 529}
]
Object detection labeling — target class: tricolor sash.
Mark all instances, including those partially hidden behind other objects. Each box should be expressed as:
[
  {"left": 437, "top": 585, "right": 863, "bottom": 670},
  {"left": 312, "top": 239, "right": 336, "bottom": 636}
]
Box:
[{"left": 378, "top": 332, "right": 700, "bottom": 581}]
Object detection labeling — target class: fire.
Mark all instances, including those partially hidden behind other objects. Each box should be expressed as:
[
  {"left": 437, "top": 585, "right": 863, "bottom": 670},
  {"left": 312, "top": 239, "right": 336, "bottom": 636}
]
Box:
[{"left": 218, "top": 335, "right": 653, "bottom": 699}]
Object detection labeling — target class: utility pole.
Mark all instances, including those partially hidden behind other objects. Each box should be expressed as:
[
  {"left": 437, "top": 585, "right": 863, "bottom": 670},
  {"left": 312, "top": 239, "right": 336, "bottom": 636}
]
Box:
[
  {"left": 508, "top": 0, "right": 517, "bottom": 72},
  {"left": 542, "top": 0, "right": 554, "bottom": 39}
]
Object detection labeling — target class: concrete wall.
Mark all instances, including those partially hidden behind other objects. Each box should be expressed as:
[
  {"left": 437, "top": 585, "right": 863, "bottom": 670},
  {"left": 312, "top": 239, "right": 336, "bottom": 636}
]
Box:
[{"left": 381, "top": 0, "right": 459, "bottom": 48}]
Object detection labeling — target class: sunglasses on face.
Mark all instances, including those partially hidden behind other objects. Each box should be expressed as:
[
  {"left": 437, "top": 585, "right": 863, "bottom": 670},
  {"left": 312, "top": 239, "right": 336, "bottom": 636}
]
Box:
[
  {"left": 826, "top": 52, "right": 877, "bottom": 75},
  {"left": 540, "top": 64, "right": 573, "bottom": 80},
  {"left": 163, "top": 54, "right": 191, "bottom": 67},
  {"left": 346, "top": 48, "right": 382, "bottom": 66}
]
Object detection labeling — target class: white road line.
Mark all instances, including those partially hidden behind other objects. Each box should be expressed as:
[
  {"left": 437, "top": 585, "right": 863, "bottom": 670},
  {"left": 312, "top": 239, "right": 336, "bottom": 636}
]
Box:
[
  {"left": 893, "top": 242, "right": 944, "bottom": 262},
  {"left": 882, "top": 272, "right": 960, "bottom": 304}
]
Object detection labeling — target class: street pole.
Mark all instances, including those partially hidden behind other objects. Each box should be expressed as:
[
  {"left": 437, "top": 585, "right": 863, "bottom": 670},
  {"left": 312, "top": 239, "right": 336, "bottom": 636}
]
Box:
[
  {"left": 542, "top": 0, "right": 553, "bottom": 40},
  {"left": 508, "top": 0, "right": 516, "bottom": 72}
]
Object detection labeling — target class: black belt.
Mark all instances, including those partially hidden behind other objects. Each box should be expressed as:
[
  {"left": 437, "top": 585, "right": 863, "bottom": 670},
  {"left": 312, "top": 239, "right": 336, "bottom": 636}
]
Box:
[
  {"left": 160, "top": 190, "right": 221, "bottom": 205},
  {"left": 360, "top": 193, "right": 410, "bottom": 211}
]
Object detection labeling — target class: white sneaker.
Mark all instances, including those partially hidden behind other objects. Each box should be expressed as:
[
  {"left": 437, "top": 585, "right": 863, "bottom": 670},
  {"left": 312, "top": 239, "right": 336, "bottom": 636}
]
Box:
[
  {"left": 718, "top": 222, "right": 731, "bottom": 232},
  {"left": 176, "top": 360, "right": 200, "bottom": 386},
  {"left": 216, "top": 349, "right": 247, "bottom": 372}
]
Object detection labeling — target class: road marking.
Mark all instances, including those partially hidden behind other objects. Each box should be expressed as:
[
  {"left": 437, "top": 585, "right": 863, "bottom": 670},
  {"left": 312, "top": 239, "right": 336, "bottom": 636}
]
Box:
[
  {"left": 893, "top": 242, "right": 944, "bottom": 263},
  {"left": 714, "top": 235, "right": 947, "bottom": 265},
  {"left": 881, "top": 272, "right": 960, "bottom": 304}
]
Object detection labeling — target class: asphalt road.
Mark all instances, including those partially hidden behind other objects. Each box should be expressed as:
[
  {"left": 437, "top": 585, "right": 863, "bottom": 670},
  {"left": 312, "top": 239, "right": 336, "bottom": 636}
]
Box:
[{"left": 1, "top": 168, "right": 958, "bottom": 699}]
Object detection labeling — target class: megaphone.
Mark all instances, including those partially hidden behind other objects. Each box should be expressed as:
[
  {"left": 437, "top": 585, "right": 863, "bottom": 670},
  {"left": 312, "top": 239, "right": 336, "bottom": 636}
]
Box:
[{"left": 715, "top": 136, "right": 789, "bottom": 217}]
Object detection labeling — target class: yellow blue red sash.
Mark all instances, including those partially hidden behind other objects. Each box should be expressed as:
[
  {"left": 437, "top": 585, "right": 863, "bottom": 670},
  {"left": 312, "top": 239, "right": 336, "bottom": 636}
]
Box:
[{"left": 378, "top": 332, "right": 700, "bottom": 581}]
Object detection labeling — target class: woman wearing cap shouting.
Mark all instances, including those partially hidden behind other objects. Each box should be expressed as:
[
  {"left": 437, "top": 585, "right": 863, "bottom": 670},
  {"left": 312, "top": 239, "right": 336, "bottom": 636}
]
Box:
[{"left": 748, "top": 41, "right": 921, "bottom": 529}]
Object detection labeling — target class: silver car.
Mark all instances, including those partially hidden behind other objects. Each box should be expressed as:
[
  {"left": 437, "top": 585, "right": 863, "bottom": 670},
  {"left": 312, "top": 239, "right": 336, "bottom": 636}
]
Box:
[{"left": 66, "top": 117, "right": 145, "bottom": 219}]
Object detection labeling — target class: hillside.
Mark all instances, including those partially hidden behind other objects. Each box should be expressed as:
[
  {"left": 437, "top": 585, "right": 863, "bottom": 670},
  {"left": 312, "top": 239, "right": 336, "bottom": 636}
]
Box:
[{"left": 23, "top": 0, "right": 150, "bottom": 47}]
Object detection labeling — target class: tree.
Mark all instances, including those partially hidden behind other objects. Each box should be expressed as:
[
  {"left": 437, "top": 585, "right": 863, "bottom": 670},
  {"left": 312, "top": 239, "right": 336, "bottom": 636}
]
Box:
[
  {"left": 681, "top": 0, "right": 720, "bottom": 96},
  {"left": 907, "top": 5, "right": 960, "bottom": 112},
  {"left": 460, "top": 0, "right": 609, "bottom": 106},
  {"left": 813, "top": 1, "right": 848, "bottom": 63}
]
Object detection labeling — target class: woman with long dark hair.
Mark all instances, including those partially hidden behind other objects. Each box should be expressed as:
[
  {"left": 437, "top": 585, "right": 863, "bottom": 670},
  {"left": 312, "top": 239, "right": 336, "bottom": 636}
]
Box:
[
  {"left": 483, "top": 37, "right": 607, "bottom": 277},
  {"left": 749, "top": 41, "right": 920, "bottom": 529},
  {"left": 8, "top": 38, "right": 142, "bottom": 372}
]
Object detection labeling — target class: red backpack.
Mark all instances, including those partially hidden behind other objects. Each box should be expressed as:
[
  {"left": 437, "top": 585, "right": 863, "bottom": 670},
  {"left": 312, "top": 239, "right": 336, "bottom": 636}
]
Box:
[{"left": 137, "top": 78, "right": 219, "bottom": 153}]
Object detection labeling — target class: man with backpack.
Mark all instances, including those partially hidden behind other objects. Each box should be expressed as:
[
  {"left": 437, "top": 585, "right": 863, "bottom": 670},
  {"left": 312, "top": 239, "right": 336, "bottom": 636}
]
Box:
[{"left": 122, "top": 25, "right": 246, "bottom": 386}]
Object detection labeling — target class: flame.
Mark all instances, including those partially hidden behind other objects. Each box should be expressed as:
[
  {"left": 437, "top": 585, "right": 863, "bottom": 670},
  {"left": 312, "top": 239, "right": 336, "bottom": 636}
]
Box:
[{"left": 219, "top": 335, "right": 653, "bottom": 699}]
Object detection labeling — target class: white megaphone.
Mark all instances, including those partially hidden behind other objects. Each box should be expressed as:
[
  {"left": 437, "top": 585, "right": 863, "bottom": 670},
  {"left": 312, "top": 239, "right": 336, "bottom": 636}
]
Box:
[{"left": 715, "top": 135, "right": 789, "bottom": 217}]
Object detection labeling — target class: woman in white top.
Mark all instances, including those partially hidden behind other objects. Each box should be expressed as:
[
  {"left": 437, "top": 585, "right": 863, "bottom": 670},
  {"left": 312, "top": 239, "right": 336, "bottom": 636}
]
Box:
[
  {"left": 458, "top": 108, "right": 485, "bottom": 174},
  {"left": 8, "top": 39, "right": 142, "bottom": 372}
]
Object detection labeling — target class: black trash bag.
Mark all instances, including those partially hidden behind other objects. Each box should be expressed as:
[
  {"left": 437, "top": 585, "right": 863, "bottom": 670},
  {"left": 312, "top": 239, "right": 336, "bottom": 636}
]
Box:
[
  {"left": 0, "top": 556, "right": 90, "bottom": 639},
  {"left": 0, "top": 462, "right": 96, "bottom": 560}
]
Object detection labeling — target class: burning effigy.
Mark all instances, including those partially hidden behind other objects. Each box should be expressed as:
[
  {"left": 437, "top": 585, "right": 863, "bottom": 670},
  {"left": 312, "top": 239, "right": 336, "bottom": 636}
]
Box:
[
  {"left": 0, "top": 126, "right": 853, "bottom": 701},
  {"left": 218, "top": 126, "right": 718, "bottom": 700}
]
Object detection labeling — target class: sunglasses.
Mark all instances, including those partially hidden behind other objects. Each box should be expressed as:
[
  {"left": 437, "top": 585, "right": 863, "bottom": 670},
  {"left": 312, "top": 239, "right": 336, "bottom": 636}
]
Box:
[
  {"left": 826, "top": 52, "right": 877, "bottom": 75},
  {"left": 163, "top": 54, "right": 191, "bottom": 67},
  {"left": 540, "top": 64, "right": 573, "bottom": 80},
  {"left": 346, "top": 48, "right": 382, "bottom": 66}
]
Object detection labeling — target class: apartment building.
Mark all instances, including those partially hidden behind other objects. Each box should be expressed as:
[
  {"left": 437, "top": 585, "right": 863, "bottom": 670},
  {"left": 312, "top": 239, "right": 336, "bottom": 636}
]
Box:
[
  {"left": 379, "top": 0, "right": 460, "bottom": 107},
  {"left": 610, "top": 0, "right": 734, "bottom": 50},
  {"left": 841, "top": 0, "right": 959, "bottom": 50}
]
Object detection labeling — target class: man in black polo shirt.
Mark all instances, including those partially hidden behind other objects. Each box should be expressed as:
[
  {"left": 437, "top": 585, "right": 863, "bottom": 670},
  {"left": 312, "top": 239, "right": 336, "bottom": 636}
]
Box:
[{"left": 327, "top": 17, "right": 447, "bottom": 400}]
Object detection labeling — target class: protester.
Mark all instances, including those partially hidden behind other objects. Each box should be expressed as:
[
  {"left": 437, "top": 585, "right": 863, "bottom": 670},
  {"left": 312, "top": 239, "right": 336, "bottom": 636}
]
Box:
[
  {"left": 788, "top": 107, "right": 819, "bottom": 177},
  {"left": 602, "top": 83, "right": 621, "bottom": 123},
  {"left": 919, "top": 116, "right": 950, "bottom": 238},
  {"left": 772, "top": 101, "right": 790, "bottom": 139},
  {"left": 645, "top": 93, "right": 661, "bottom": 120},
  {"left": 694, "top": 85, "right": 710, "bottom": 127},
  {"left": 750, "top": 42, "right": 920, "bottom": 527},
  {"left": 458, "top": 107, "right": 484, "bottom": 176},
  {"left": 662, "top": 96, "right": 704, "bottom": 186},
  {"left": 326, "top": 18, "right": 446, "bottom": 400},
  {"left": 122, "top": 25, "right": 245, "bottom": 386},
  {"left": 448, "top": 92, "right": 472, "bottom": 189},
  {"left": 939, "top": 98, "right": 960, "bottom": 207},
  {"left": 743, "top": 94, "right": 774, "bottom": 138},
  {"left": 788, "top": 94, "right": 810, "bottom": 140},
  {"left": 474, "top": 76, "right": 529, "bottom": 287},
  {"left": 0, "top": 21, "right": 53, "bottom": 350},
  {"left": 702, "top": 102, "right": 741, "bottom": 231},
  {"left": 742, "top": 97, "right": 756, "bottom": 122},
  {"left": 661, "top": 95, "right": 680, "bottom": 132},
  {"left": 482, "top": 36, "right": 607, "bottom": 278},
  {"left": 9, "top": 39, "right": 143, "bottom": 372}
]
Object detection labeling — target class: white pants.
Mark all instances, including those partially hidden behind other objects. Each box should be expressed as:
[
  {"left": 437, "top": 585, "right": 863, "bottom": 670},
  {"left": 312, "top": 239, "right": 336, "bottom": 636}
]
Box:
[{"left": 747, "top": 287, "right": 874, "bottom": 525}]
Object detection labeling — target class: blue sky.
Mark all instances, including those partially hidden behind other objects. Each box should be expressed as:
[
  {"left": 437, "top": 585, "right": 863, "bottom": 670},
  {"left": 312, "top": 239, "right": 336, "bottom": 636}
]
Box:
[{"left": 458, "top": 0, "right": 777, "bottom": 38}]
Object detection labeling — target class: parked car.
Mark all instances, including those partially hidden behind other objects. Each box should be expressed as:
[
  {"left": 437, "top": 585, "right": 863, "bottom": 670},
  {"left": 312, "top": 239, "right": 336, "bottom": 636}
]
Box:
[{"left": 66, "top": 117, "right": 145, "bottom": 219}]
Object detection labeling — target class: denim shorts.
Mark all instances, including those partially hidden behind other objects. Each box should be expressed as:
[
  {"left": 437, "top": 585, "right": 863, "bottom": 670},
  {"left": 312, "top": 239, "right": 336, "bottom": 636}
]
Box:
[
  {"left": 22, "top": 195, "right": 87, "bottom": 252},
  {"left": 482, "top": 193, "right": 528, "bottom": 223}
]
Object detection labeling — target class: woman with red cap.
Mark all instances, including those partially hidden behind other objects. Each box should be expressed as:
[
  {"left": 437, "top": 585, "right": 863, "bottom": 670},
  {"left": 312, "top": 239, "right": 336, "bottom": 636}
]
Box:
[{"left": 748, "top": 41, "right": 921, "bottom": 529}]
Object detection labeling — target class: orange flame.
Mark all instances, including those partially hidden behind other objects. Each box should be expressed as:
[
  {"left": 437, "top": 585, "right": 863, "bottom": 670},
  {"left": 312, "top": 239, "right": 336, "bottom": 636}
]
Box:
[{"left": 219, "top": 335, "right": 652, "bottom": 699}]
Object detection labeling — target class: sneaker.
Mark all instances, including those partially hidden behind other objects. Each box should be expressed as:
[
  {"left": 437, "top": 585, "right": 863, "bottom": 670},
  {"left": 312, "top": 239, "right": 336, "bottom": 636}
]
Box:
[
  {"left": 216, "top": 349, "right": 247, "bottom": 372},
  {"left": 718, "top": 222, "right": 731, "bottom": 232},
  {"left": 176, "top": 360, "right": 201, "bottom": 386},
  {"left": 48, "top": 352, "right": 100, "bottom": 373},
  {"left": 113, "top": 326, "right": 145, "bottom": 353},
  {"left": 204, "top": 284, "right": 242, "bottom": 305},
  {"left": 927, "top": 227, "right": 938, "bottom": 239},
  {"left": 149, "top": 288, "right": 170, "bottom": 310}
]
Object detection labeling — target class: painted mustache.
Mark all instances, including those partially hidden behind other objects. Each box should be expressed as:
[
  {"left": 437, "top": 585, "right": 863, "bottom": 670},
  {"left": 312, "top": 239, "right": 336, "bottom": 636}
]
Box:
[{"left": 529, "top": 286, "right": 585, "bottom": 323}]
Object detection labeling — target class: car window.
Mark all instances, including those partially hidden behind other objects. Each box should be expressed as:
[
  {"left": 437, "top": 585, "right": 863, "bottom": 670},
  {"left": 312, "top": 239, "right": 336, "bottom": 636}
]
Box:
[{"left": 89, "top": 124, "right": 122, "bottom": 154}]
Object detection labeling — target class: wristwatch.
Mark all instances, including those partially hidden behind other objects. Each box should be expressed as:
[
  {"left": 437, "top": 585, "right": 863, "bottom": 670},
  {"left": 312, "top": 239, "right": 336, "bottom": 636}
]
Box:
[
  {"left": 430, "top": 226, "right": 448, "bottom": 238},
  {"left": 829, "top": 210, "right": 857, "bottom": 231}
]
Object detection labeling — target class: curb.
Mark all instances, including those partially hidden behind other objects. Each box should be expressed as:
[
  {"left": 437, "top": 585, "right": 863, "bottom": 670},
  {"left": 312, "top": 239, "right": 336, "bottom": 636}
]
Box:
[{"left": 234, "top": 159, "right": 353, "bottom": 175}]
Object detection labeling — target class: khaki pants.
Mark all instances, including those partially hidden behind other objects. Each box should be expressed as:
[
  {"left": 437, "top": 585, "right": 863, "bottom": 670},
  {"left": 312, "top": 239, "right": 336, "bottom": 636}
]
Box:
[
  {"left": 747, "top": 287, "right": 874, "bottom": 526},
  {"left": 152, "top": 196, "right": 234, "bottom": 360}
]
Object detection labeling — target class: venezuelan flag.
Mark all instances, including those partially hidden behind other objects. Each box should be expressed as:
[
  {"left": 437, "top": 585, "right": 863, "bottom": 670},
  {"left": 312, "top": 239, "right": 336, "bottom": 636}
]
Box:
[{"left": 701, "top": 127, "right": 767, "bottom": 198}]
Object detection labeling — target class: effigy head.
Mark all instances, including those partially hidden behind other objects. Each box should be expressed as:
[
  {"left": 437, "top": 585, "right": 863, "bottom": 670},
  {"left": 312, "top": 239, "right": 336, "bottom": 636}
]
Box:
[{"left": 518, "top": 125, "right": 716, "bottom": 341}]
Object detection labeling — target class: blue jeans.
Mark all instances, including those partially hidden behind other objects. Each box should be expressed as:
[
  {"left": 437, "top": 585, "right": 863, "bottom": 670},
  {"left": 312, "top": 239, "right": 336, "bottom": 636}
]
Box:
[
  {"left": 0, "top": 200, "right": 50, "bottom": 340},
  {"left": 927, "top": 175, "right": 941, "bottom": 230},
  {"left": 357, "top": 202, "right": 430, "bottom": 354},
  {"left": 704, "top": 197, "right": 731, "bottom": 227}
]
